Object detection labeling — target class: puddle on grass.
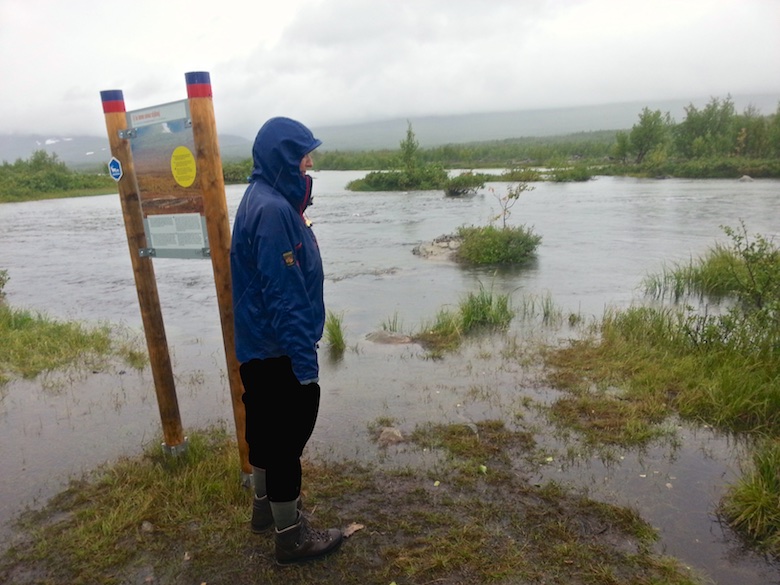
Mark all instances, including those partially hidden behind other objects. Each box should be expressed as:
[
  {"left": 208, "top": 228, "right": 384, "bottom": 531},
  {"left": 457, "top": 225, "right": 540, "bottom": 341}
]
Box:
[
  {"left": 537, "top": 422, "right": 776, "bottom": 584},
  {"left": 311, "top": 335, "right": 780, "bottom": 585},
  {"left": 1, "top": 327, "right": 779, "bottom": 584}
]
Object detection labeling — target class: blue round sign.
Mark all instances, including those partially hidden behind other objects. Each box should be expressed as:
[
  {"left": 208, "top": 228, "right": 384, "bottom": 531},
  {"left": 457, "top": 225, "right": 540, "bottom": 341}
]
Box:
[{"left": 108, "top": 157, "right": 123, "bottom": 182}]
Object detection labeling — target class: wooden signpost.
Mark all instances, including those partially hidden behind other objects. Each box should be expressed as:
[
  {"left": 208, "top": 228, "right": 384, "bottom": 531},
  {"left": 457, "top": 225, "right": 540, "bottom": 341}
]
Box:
[
  {"left": 100, "top": 88, "right": 185, "bottom": 454},
  {"left": 185, "top": 72, "right": 250, "bottom": 480},
  {"left": 100, "top": 72, "right": 250, "bottom": 481}
]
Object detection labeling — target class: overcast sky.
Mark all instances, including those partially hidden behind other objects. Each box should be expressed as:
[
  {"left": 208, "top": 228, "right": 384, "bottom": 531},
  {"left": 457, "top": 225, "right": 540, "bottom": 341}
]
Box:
[{"left": 1, "top": 0, "right": 779, "bottom": 140}]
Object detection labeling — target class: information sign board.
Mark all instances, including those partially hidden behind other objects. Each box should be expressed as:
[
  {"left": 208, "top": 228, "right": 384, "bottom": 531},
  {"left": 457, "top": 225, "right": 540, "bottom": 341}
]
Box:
[{"left": 125, "top": 99, "right": 209, "bottom": 259}]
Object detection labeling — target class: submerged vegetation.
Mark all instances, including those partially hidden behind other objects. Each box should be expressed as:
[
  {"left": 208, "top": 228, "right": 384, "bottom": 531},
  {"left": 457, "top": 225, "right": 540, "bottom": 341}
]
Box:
[
  {"left": 2, "top": 98, "right": 780, "bottom": 580},
  {"left": 1, "top": 221, "right": 779, "bottom": 581},
  {"left": 413, "top": 283, "right": 515, "bottom": 354},
  {"left": 324, "top": 310, "right": 347, "bottom": 358},
  {"left": 543, "top": 224, "right": 780, "bottom": 554},
  {"left": 0, "top": 270, "right": 145, "bottom": 384}
]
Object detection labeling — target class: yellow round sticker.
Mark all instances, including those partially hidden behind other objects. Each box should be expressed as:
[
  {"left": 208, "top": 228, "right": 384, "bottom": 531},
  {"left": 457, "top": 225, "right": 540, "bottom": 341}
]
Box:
[{"left": 170, "top": 146, "right": 197, "bottom": 188}]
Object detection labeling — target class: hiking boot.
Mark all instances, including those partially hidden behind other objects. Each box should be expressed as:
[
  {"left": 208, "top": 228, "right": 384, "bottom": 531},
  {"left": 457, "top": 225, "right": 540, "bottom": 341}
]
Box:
[
  {"left": 251, "top": 496, "right": 303, "bottom": 534},
  {"left": 274, "top": 513, "right": 343, "bottom": 565}
]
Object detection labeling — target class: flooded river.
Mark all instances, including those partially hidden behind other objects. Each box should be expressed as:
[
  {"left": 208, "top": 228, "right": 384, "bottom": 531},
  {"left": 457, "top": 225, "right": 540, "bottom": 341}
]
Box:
[{"left": 1, "top": 172, "right": 778, "bottom": 583}]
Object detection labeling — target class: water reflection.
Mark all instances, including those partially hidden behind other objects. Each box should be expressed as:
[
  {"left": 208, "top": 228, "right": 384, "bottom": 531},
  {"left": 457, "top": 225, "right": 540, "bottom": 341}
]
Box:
[{"left": 1, "top": 174, "right": 779, "bottom": 583}]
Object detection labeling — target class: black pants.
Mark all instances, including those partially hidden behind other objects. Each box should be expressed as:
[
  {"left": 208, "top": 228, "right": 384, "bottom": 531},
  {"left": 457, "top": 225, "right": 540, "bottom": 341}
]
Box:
[{"left": 239, "top": 356, "right": 321, "bottom": 502}]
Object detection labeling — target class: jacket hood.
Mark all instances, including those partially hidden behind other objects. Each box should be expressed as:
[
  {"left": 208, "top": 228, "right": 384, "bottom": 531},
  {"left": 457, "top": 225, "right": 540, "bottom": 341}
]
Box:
[{"left": 249, "top": 117, "right": 322, "bottom": 211}]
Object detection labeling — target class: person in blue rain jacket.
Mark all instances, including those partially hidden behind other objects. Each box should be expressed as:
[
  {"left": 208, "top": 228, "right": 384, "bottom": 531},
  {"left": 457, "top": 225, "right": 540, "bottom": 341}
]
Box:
[{"left": 230, "top": 117, "right": 342, "bottom": 565}]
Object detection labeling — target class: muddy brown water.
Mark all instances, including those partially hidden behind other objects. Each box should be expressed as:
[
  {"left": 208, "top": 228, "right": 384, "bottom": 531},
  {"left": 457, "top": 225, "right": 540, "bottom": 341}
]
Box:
[{"left": 1, "top": 173, "right": 779, "bottom": 583}]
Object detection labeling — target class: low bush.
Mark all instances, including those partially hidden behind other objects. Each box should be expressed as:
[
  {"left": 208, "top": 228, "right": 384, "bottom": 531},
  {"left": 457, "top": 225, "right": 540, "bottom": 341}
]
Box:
[
  {"left": 444, "top": 171, "right": 488, "bottom": 197},
  {"left": 347, "top": 165, "right": 449, "bottom": 191},
  {"left": 456, "top": 224, "right": 541, "bottom": 265}
]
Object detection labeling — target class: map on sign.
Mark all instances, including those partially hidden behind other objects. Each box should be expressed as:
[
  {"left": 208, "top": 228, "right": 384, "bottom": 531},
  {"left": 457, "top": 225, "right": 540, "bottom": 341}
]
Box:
[{"left": 126, "top": 99, "right": 209, "bottom": 259}]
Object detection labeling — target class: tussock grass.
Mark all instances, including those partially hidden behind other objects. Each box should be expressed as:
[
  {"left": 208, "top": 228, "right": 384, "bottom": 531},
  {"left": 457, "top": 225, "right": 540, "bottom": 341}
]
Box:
[
  {"left": 547, "top": 304, "right": 780, "bottom": 438},
  {"left": 416, "top": 307, "right": 462, "bottom": 354},
  {"left": 720, "top": 438, "right": 780, "bottom": 554},
  {"left": 324, "top": 310, "right": 347, "bottom": 357},
  {"left": 644, "top": 223, "right": 780, "bottom": 306},
  {"left": 414, "top": 284, "right": 515, "bottom": 353},
  {"left": 459, "top": 283, "right": 515, "bottom": 331},
  {"left": 380, "top": 311, "right": 404, "bottom": 333},
  {"left": 643, "top": 243, "right": 758, "bottom": 302},
  {"left": 516, "top": 291, "right": 564, "bottom": 324}
]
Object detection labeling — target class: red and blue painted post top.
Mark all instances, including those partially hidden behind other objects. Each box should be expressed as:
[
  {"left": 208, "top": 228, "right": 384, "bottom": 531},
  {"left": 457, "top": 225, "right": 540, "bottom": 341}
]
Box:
[
  {"left": 100, "top": 90, "right": 125, "bottom": 113},
  {"left": 186, "top": 71, "right": 212, "bottom": 99}
]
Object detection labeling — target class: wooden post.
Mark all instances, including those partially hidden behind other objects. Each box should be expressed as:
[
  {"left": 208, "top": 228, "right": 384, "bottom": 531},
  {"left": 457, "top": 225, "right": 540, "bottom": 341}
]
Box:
[
  {"left": 185, "top": 72, "right": 250, "bottom": 479},
  {"left": 100, "top": 90, "right": 186, "bottom": 454}
]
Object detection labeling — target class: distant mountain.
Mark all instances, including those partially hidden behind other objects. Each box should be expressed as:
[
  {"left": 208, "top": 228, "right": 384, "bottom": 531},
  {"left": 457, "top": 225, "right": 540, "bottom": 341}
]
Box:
[
  {"left": 0, "top": 133, "right": 254, "bottom": 169},
  {"left": 0, "top": 134, "right": 109, "bottom": 168},
  {"left": 314, "top": 93, "right": 780, "bottom": 150},
  {"left": 3, "top": 93, "right": 777, "bottom": 168}
]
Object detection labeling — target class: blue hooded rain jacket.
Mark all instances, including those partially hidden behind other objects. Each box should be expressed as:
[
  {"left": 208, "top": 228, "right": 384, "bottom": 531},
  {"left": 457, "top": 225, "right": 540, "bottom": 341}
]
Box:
[{"left": 230, "top": 117, "right": 324, "bottom": 384}]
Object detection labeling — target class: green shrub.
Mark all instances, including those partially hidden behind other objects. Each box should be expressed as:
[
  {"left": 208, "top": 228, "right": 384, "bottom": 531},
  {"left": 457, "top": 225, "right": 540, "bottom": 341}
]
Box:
[
  {"left": 456, "top": 225, "right": 541, "bottom": 265},
  {"left": 347, "top": 165, "right": 449, "bottom": 191},
  {"left": 444, "top": 171, "right": 487, "bottom": 197},
  {"left": 222, "top": 159, "right": 252, "bottom": 184},
  {"left": 346, "top": 122, "right": 450, "bottom": 191}
]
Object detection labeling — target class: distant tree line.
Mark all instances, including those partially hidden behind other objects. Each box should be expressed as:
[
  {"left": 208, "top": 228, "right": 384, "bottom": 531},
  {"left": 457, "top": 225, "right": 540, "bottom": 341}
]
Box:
[
  {"left": 218, "top": 95, "right": 780, "bottom": 186},
  {"left": 313, "top": 131, "right": 617, "bottom": 172},
  {"left": 220, "top": 129, "right": 619, "bottom": 184},
  {"left": 0, "top": 151, "right": 114, "bottom": 202},
  {"left": 611, "top": 96, "right": 780, "bottom": 177}
]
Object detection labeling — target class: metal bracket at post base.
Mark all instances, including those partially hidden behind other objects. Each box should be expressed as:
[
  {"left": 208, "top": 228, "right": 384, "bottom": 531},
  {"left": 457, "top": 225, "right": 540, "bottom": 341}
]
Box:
[
  {"left": 139, "top": 247, "right": 156, "bottom": 258},
  {"left": 240, "top": 471, "right": 252, "bottom": 490},
  {"left": 162, "top": 436, "right": 189, "bottom": 457}
]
